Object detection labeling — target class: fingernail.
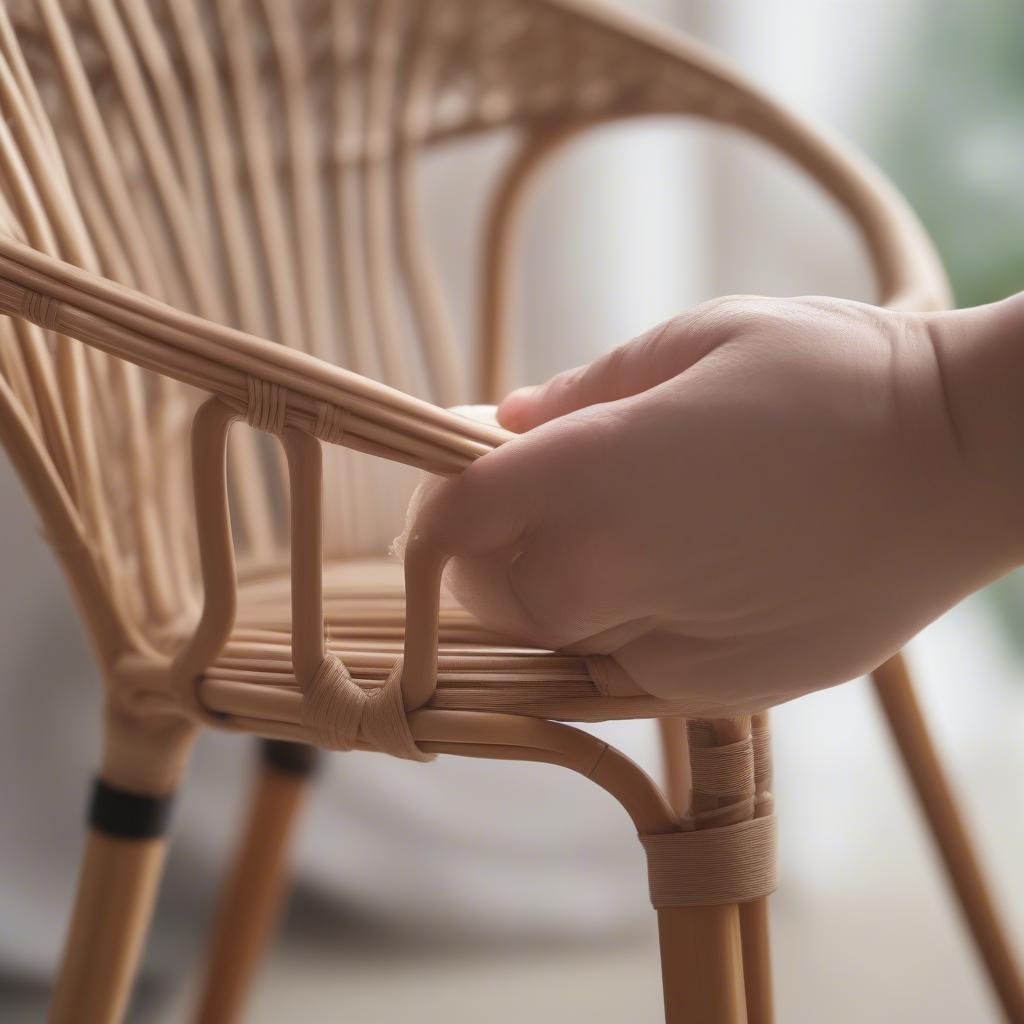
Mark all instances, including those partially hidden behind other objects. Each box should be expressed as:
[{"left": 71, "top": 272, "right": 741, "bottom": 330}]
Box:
[{"left": 497, "top": 387, "right": 536, "bottom": 431}]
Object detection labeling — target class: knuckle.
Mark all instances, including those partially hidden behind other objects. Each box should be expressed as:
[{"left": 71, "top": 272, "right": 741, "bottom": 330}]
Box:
[
  {"left": 694, "top": 294, "right": 786, "bottom": 343},
  {"left": 587, "top": 343, "right": 630, "bottom": 392},
  {"left": 540, "top": 365, "right": 587, "bottom": 410}
]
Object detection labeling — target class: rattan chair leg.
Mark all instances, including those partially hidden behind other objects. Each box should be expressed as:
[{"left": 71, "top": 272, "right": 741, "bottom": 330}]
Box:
[
  {"left": 658, "top": 905, "right": 747, "bottom": 1024},
  {"left": 195, "top": 740, "right": 318, "bottom": 1024},
  {"left": 656, "top": 717, "right": 751, "bottom": 1022},
  {"left": 657, "top": 717, "right": 690, "bottom": 818},
  {"left": 48, "top": 706, "right": 194, "bottom": 1024},
  {"left": 413, "top": 711, "right": 766, "bottom": 1024},
  {"left": 872, "top": 655, "right": 1024, "bottom": 1021},
  {"left": 738, "top": 899, "right": 772, "bottom": 1024},
  {"left": 51, "top": 829, "right": 170, "bottom": 1024},
  {"left": 648, "top": 715, "right": 767, "bottom": 1024},
  {"left": 739, "top": 712, "right": 774, "bottom": 1024}
]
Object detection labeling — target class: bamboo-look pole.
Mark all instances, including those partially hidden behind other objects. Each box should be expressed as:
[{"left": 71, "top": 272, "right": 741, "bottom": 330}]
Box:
[
  {"left": 657, "top": 718, "right": 753, "bottom": 1024},
  {"left": 195, "top": 746, "right": 316, "bottom": 1024},
  {"left": 872, "top": 655, "right": 1024, "bottom": 1022},
  {"left": 738, "top": 898, "right": 772, "bottom": 1024},
  {"left": 738, "top": 712, "right": 773, "bottom": 1024},
  {"left": 657, "top": 716, "right": 690, "bottom": 818},
  {"left": 50, "top": 831, "right": 169, "bottom": 1024},
  {"left": 50, "top": 704, "right": 196, "bottom": 1024}
]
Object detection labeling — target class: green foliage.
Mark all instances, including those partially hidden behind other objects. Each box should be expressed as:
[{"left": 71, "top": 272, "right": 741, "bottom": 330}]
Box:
[{"left": 870, "top": 4, "right": 1024, "bottom": 307}]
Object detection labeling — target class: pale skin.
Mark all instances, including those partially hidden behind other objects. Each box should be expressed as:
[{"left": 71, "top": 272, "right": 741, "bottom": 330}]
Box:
[{"left": 412, "top": 292, "right": 1024, "bottom": 715}]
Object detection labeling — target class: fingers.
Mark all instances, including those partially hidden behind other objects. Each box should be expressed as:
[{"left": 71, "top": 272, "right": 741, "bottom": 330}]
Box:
[
  {"left": 417, "top": 394, "right": 636, "bottom": 552},
  {"left": 498, "top": 303, "right": 731, "bottom": 432}
]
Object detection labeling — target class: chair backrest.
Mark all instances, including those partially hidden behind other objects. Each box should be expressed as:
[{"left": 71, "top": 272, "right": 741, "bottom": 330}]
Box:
[{"left": 0, "top": 0, "right": 949, "bottom": 662}]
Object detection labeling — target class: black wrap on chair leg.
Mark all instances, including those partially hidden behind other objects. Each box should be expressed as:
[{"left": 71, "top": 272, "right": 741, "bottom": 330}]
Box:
[
  {"left": 88, "top": 778, "right": 175, "bottom": 839},
  {"left": 259, "top": 738, "right": 320, "bottom": 777}
]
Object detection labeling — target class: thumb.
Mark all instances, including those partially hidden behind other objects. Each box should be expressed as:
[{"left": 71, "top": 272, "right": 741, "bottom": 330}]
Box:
[
  {"left": 407, "top": 399, "right": 607, "bottom": 558},
  {"left": 406, "top": 432, "right": 543, "bottom": 558},
  {"left": 405, "top": 411, "right": 614, "bottom": 645},
  {"left": 498, "top": 304, "right": 727, "bottom": 432}
]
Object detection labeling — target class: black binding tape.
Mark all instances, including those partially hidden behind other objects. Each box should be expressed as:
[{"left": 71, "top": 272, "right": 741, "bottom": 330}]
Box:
[
  {"left": 260, "top": 738, "right": 320, "bottom": 776},
  {"left": 88, "top": 778, "right": 174, "bottom": 839}
]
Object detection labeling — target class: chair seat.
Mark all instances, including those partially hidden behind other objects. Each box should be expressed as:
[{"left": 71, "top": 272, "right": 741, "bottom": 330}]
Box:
[{"left": 201, "top": 557, "right": 687, "bottom": 725}]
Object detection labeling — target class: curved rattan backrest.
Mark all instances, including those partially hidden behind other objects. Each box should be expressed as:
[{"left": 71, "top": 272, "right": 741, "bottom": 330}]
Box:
[{"left": 0, "top": 0, "right": 949, "bottom": 662}]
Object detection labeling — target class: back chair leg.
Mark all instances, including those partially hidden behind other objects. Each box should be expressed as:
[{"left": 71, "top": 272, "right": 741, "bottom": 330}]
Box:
[
  {"left": 872, "top": 655, "right": 1024, "bottom": 1021},
  {"left": 50, "top": 711, "right": 194, "bottom": 1024},
  {"left": 738, "top": 713, "right": 774, "bottom": 1024},
  {"left": 195, "top": 740, "right": 319, "bottom": 1024},
  {"left": 657, "top": 717, "right": 690, "bottom": 816}
]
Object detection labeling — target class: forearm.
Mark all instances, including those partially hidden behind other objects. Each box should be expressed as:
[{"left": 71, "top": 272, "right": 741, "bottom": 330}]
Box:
[{"left": 927, "top": 290, "right": 1024, "bottom": 564}]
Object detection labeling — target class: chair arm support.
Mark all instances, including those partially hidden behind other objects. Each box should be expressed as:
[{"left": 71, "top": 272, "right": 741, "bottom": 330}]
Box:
[
  {"left": 176, "top": 393, "right": 453, "bottom": 743},
  {"left": 172, "top": 397, "right": 239, "bottom": 688}
]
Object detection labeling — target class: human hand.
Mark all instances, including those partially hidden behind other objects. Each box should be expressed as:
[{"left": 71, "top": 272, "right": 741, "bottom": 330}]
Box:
[{"left": 408, "top": 295, "right": 1024, "bottom": 714}]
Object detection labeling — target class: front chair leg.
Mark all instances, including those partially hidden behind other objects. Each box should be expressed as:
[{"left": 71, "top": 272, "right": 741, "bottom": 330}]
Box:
[
  {"left": 409, "top": 711, "right": 772, "bottom": 1024},
  {"left": 656, "top": 716, "right": 751, "bottom": 1023},
  {"left": 658, "top": 905, "right": 747, "bottom": 1024},
  {"left": 629, "top": 714, "right": 776, "bottom": 1024},
  {"left": 50, "top": 709, "right": 194, "bottom": 1024},
  {"left": 659, "top": 718, "right": 757, "bottom": 1024},
  {"left": 195, "top": 739, "right": 319, "bottom": 1024}
]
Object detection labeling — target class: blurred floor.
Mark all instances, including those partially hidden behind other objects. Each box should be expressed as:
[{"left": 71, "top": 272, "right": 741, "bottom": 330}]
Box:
[
  {"left": 150, "top": 862, "right": 1001, "bottom": 1024},
  {"left": 162, "top": 935, "right": 666, "bottom": 1024}
]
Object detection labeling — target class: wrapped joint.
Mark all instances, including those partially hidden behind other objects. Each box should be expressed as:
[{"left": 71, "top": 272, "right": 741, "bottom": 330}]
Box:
[
  {"left": 640, "top": 816, "right": 778, "bottom": 908},
  {"left": 22, "top": 289, "right": 61, "bottom": 331},
  {"left": 687, "top": 719, "right": 760, "bottom": 830},
  {"left": 300, "top": 654, "right": 431, "bottom": 762},
  {"left": 313, "top": 400, "right": 349, "bottom": 445},
  {"left": 688, "top": 737, "right": 755, "bottom": 799},
  {"left": 246, "top": 376, "right": 287, "bottom": 434}
]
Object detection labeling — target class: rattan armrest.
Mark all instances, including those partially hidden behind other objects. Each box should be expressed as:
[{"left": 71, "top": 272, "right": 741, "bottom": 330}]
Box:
[{"left": 0, "top": 237, "right": 511, "bottom": 475}]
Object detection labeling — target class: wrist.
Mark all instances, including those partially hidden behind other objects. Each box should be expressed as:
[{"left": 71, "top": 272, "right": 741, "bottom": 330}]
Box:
[{"left": 926, "top": 290, "right": 1024, "bottom": 566}]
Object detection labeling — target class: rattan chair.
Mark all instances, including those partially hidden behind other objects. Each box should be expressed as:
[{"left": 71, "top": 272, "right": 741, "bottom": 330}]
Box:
[{"left": 0, "top": 2, "right": 1020, "bottom": 1022}]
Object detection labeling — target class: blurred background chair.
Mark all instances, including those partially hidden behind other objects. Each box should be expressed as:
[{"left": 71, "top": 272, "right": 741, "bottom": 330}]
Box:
[{"left": 0, "top": 1, "right": 1020, "bottom": 1022}]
